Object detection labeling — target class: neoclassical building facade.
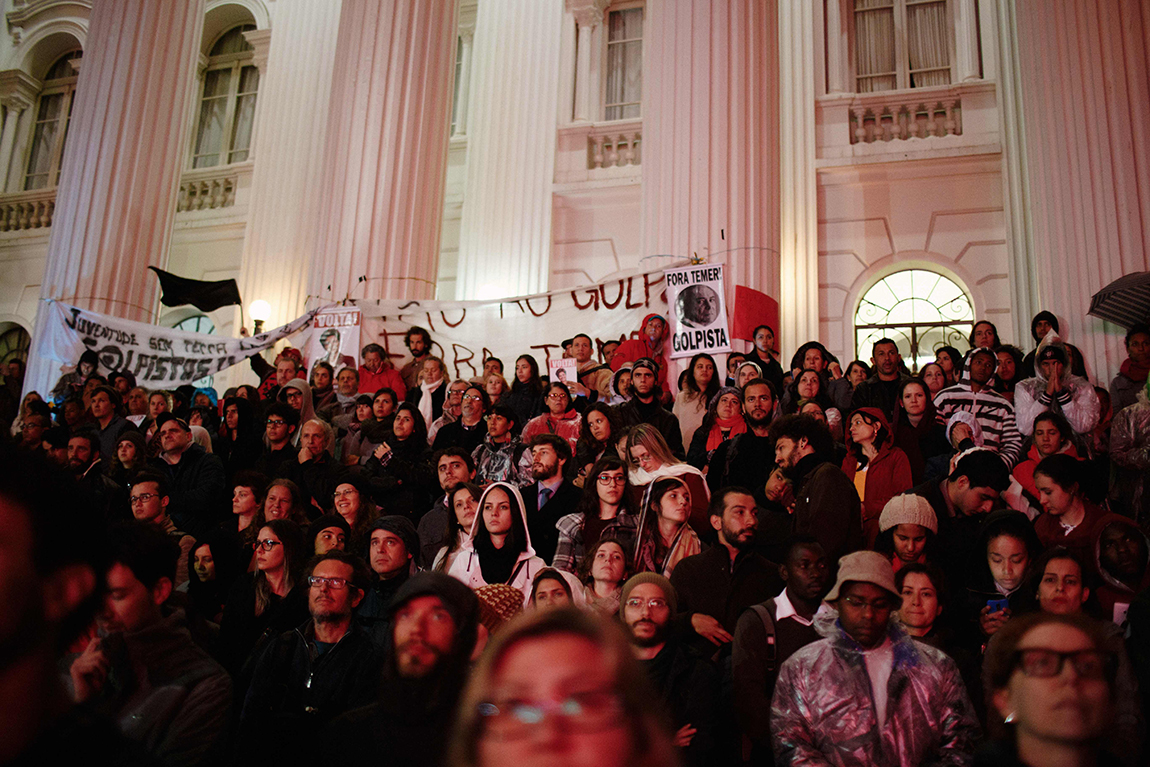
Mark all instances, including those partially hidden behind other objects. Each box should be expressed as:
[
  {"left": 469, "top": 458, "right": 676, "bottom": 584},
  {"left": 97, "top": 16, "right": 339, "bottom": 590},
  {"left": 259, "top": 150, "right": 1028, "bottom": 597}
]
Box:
[{"left": 0, "top": 0, "right": 1146, "bottom": 395}]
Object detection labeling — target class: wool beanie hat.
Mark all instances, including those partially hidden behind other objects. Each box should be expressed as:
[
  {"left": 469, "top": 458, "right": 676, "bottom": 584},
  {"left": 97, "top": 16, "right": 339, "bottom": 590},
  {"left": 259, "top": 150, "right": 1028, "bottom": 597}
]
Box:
[
  {"left": 878, "top": 495, "right": 938, "bottom": 534},
  {"left": 618, "top": 572, "right": 677, "bottom": 618}
]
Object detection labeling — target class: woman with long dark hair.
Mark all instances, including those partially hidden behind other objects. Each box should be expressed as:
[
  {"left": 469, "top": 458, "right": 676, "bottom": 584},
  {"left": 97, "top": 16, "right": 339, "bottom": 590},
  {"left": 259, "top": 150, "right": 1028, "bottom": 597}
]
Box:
[
  {"left": 499, "top": 354, "right": 544, "bottom": 426},
  {"left": 433, "top": 481, "right": 483, "bottom": 573},
  {"left": 841, "top": 407, "right": 913, "bottom": 546},
  {"left": 891, "top": 378, "right": 950, "bottom": 484},
  {"left": 627, "top": 476, "right": 700, "bottom": 578},
  {"left": 575, "top": 402, "right": 620, "bottom": 481},
  {"left": 365, "top": 403, "right": 435, "bottom": 518},
  {"left": 672, "top": 353, "right": 719, "bottom": 451},
  {"left": 521, "top": 382, "right": 581, "bottom": 455},
  {"left": 448, "top": 481, "right": 547, "bottom": 600},
  {"left": 553, "top": 456, "right": 639, "bottom": 574}
]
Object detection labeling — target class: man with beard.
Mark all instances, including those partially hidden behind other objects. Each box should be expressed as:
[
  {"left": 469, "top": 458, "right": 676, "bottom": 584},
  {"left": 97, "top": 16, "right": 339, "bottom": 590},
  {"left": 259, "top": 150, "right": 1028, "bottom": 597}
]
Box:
[
  {"left": 239, "top": 550, "right": 379, "bottom": 763},
  {"left": 671, "top": 487, "right": 783, "bottom": 652},
  {"left": 733, "top": 536, "right": 830, "bottom": 761},
  {"left": 322, "top": 572, "right": 480, "bottom": 767},
  {"left": 400, "top": 326, "right": 433, "bottom": 392},
  {"left": 613, "top": 358, "right": 684, "bottom": 456},
  {"left": 520, "top": 434, "right": 580, "bottom": 564},
  {"left": 68, "top": 429, "right": 122, "bottom": 522},
  {"left": 705, "top": 379, "right": 777, "bottom": 500},
  {"left": 622, "top": 573, "right": 720, "bottom": 767},
  {"left": 770, "top": 414, "right": 863, "bottom": 565}
]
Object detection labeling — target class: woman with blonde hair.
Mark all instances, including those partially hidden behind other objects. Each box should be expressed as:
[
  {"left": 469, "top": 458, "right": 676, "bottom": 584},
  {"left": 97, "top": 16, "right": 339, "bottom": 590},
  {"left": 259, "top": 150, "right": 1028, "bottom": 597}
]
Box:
[
  {"left": 625, "top": 423, "right": 710, "bottom": 540},
  {"left": 448, "top": 608, "right": 677, "bottom": 767}
]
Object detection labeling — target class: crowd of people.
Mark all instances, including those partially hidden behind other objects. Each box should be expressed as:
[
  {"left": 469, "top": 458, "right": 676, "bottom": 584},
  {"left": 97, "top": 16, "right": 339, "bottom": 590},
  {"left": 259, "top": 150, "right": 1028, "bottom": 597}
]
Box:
[{"left": 2, "top": 312, "right": 1149, "bottom": 766}]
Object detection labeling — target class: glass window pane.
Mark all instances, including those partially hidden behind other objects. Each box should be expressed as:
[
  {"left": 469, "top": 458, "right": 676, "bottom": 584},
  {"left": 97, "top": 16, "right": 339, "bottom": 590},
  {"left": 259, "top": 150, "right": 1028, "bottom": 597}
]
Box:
[
  {"left": 907, "top": 0, "right": 950, "bottom": 87},
  {"left": 193, "top": 70, "right": 229, "bottom": 168},
  {"left": 210, "top": 25, "right": 255, "bottom": 56},
  {"left": 229, "top": 93, "right": 257, "bottom": 162},
  {"left": 855, "top": 269, "right": 973, "bottom": 369},
  {"left": 854, "top": 4, "right": 896, "bottom": 92},
  {"left": 44, "top": 50, "right": 80, "bottom": 81}
]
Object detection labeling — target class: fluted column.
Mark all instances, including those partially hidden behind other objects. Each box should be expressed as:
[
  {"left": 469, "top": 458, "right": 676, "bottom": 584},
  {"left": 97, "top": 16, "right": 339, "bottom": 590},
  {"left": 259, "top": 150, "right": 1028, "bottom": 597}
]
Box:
[
  {"left": 778, "top": 0, "right": 820, "bottom": 353},
  {"left": 309, "top": 0, "right": 458, "bottom": 305},
  {"left": 456, "top": 0, "right": 564, "bottom": 299},
  {"left": 235, "top": 0, "right": 342, "bottom": 333},
  {"left": 1002, "top": 0, "right": 1150, "bottom": 379},
  {"left": 0, "top": 70, "right": 39, "bottom": 192},
  {"left": 641, "top": 1, "right": 781, "bottom": 334},
  {"left": 24, "top": 0, "right": 205, "bottom": 398},
  {"left": 567, "top": 0, "right": 608, "bottom": 122}
]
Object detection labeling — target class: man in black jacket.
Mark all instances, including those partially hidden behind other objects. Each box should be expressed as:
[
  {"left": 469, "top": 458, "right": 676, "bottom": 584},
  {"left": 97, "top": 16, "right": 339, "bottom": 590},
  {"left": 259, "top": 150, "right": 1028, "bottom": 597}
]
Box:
[
  {"left": 770, "top": 414, "right": 863, "bottom": 566},
  {"left": 849, "top": 338, "right": 910, "bottom": 422},
  {"left": 252, "top": 402, "right": 299, "bottom": 479},
  {"left": 239, "top": 550, "right": 379, "bottom": 762},
  {"left": 705, "top": 380, "right": 778, "bottom": 500},
  {"left": 520, "top": 434, "right": 581, "bottom": 565},
  {"left": 612, "top": 358, "right": 685, "bottom": 458},
  {"left": 622, "top": 573, "right": 719, "bottom": 767},
  {"left": 148, "top": 414, "right": 226, "bottom": 537}
]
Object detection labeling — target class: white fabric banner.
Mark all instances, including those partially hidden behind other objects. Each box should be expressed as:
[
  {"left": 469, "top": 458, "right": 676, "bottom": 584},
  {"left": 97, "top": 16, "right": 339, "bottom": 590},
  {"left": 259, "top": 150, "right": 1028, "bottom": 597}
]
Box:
[
  {"left": 301, "top": 307, "right": 361, "bottom": 376},
  {"left": 354, "top": 265, "right": 678, "bottom": 382},
  {"left": 37, "top": 300, "right": 322, "bottom": 388},
  {"left": 665, "top": 263, "right": 731, "bottom": 359}
]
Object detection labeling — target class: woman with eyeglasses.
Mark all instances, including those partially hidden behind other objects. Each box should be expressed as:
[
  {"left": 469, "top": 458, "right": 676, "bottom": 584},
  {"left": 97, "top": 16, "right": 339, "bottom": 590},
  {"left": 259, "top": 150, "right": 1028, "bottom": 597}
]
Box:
[
  {"left": 448, "top": 608, "right": 677, "bottom": 767},
  {"left": 553, "top": 457, "right": 639, "bottom": 574},
  {"left": 625, "top": 424, "right": 710, "bottom": 542},
  {"left": 522, "top": 382, "right": 581, "bottom": 457},
  {"left": 980, "top": 612, "right": 1121, "bottom": 766},
  {"left": 330, "top": 473, "right": 381, "bottom": 554},
  {"left": 218, "top": 518, "right": 308, "bottom": 676}
]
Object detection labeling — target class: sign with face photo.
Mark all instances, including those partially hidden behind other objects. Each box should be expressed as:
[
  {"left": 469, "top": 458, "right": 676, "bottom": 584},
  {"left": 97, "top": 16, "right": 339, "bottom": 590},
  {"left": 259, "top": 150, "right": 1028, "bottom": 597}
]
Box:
[{"left": 664, "top": 263, "right": 731, "bottom": 359}]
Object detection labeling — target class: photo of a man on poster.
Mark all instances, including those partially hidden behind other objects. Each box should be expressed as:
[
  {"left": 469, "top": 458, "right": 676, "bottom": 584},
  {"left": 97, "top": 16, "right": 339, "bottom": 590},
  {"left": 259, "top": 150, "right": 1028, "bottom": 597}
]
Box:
[{"left": 677, "top": 284, "right": 721, "bottom": 329}]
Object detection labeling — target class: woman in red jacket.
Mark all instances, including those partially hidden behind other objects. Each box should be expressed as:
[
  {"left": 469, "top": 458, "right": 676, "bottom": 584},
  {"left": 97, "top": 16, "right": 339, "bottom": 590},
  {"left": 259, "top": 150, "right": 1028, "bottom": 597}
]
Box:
[{"left": 841, "top": 407, "right": 913, "bottom": 547}]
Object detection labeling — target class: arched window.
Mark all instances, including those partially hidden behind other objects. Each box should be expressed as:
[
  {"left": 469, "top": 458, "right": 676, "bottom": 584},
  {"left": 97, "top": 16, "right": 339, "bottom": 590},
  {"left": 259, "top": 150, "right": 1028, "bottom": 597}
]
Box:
[
  {"left": 191, "top": 25, "right": 259, "bottom": 169},
  {"left": 854, "top": 268, "right": 972, "bottom": 371},
  {"left": 0, "top": 323, "right": 30, "bottom": 367},
  {"left": 173, "top": 315, "right": 216, "bottom": 387},
  {"left": 23, "top": 50, "right": 80, "bottom": 190}
]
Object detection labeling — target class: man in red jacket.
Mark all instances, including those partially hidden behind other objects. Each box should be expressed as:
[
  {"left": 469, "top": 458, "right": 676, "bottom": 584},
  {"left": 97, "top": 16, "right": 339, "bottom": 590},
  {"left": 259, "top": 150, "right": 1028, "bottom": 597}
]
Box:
[
  {"left": 357, "top": 342, "right": 406, "bottom": 400},
  {"left": 611, "top": 313, "right": 670, "bottom": 400}
]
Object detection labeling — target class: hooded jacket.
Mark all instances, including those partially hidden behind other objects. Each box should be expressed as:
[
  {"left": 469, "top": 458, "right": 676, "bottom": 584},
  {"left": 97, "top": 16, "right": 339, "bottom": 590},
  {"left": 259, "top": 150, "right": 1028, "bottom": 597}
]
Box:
[
  {"left": 447, "top": 481, "right": 546, "bottom": 601},
  {"left": 1091, "top": 513, "right": 1150, "bottom": 623},
  {"left": 934, "top": 350, "right": 1023, "bottom": 467},
  {"left": 771, "top": 612, "right": 980, "bottom": 767},
  {"left": 610, "top": 313, "right": 670, "bottom": 393},
  {"left": 279, "top": 379, "right": 316, "bottom": 446},
  {"left": 1109, "top": 381, "right": 1150, "bottom": 520},
  {"left": 841, "top": 407, "right": 914, "bottom": 546},
  {"left": 1020, "top": 311, "right": 1088, "bottom": 379},
  {"left": 1014, "top": 331, "right": 1100, "bottom": 437}
]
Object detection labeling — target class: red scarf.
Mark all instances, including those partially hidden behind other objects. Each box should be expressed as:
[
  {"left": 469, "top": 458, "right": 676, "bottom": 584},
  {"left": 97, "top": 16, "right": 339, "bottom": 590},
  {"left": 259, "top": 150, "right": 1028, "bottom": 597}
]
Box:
[
  {"left": 1120, "top": 357, "right": 1150, "bottom": 383},
  {"left": 706, "top": 416, "right": 748, "bottom": 451}
]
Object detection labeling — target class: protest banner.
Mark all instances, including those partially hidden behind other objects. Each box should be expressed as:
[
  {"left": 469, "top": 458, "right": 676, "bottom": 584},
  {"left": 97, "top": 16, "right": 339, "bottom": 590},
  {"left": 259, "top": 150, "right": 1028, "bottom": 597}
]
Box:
[
  {"left": 664, "top": 263, "right": 731, "bottom": 359},
  {"left": 301, "top": 306, "right": 361, "bottom": 376},
  {"left": 37, "top": 300, "right": 321, "bottom": 390},
  {"left": 354, "top": 264, "right": 679, "bottom": 383}
]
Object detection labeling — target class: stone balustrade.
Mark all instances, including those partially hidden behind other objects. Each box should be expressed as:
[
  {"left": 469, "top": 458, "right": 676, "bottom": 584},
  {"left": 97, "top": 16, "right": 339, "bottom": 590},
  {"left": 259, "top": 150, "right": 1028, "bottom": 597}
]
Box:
[
  {"left": 0, "top": 188, "right": 55, "bottom": 231},
  {"left": 847, "top": 88, "right": 963, "bottom": 144},
  {"left": 587, "top": 119, "right": 642, "bottom": 169}
]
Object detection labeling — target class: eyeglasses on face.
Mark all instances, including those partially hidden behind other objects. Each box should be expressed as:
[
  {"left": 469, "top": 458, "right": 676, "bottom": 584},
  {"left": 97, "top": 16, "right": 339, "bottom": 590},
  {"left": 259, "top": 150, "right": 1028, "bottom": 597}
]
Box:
[
  {"left": 547, "top": 393, "right": 567, "bottom": 401},
  {"left": 462, "top": 394, "right": 483, "bottom": 401},
  {"left": 308, "top": 576, "right": 352, "bottom": 590},
  {"left": 129, "top": 492, "right": 160, "bottom": 505},
  {"left": 840, "top": 595, "right": 894, "bottom": 612},
  {"left": 1013, "top": 648, "right": 1115, "bottom": 680},
  {"left": 256, "top": 539, "right": 283, "bottom": 551},
  {"left": 266, "top": 419, "right": 287, "bottom": 426},
  {"left": 624, "top": 597, "right": 668, "bottom": 610},
  {"left": 333, "top": 488, "right": 358, "bottom": 498},
  {"left": 597, "top": 475, "right": 626, "bottom": 486},
  {"left": 477, "top": 687, "right": 623, "bottom": 741}
]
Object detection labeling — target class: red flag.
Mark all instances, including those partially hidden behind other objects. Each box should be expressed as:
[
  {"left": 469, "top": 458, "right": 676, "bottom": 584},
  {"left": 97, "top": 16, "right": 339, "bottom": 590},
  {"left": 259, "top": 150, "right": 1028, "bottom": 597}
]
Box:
[{"left": 730, "top": 286, "right": 779, "bottom": 341}]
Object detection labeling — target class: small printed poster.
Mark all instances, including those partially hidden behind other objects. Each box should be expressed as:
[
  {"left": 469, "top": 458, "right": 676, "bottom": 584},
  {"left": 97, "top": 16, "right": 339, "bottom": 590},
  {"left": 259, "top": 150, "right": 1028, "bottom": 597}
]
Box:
[
  {"left": 664, "top": 263, "right": 731, "bottom": 359},
  {"left": 305, "top": 307, "right": 361, "bottom": 376},
  {"left": 548, "top": 358, "right": 577, "bottom": 387}
]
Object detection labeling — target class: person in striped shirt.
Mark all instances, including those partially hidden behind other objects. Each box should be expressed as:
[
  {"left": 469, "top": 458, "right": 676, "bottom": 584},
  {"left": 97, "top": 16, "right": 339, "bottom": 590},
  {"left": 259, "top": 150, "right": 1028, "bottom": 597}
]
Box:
[{"left": 934, "top": 347, "right": 1023, "bottom": 468}]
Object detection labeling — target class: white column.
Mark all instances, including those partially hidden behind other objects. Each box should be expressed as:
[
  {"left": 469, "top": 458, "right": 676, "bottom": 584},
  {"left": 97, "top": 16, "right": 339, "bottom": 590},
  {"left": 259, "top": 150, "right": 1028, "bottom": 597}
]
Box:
[
  {"left": 567, "top": 0, "right": 607, "bottom": 122},
  {"left": 309, "top": 0, "right": 458, "bottom": 304},
  {"left": 456, "top": 0, "right": 564, "bottom": 300},
  {"left": 235, "top": 0, "right": 342, "bottom": 334},
  {"left": 954, "top": 0, "right": 982, "bottom": 82},
  {"left": 824, "top": 0, "right": 850, "bottom": 94},
  {"left": 24, "top": 0, "right": 205, "bottom": 399},
  {"left": 455, "top": 27, "right": 475, "bottom": 137},
  {"left": 0, "top": 70, "right": 38, "bottom": 193},
  {"left": 778, "top": 0, "right": 820, "bottom": 352}
]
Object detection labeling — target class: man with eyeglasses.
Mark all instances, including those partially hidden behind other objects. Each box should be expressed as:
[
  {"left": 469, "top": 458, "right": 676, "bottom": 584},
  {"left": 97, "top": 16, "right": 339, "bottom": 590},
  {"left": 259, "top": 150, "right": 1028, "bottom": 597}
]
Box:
[
  {"left": 771, "top": 550, "right": 979, "bottom": 766},
  {"left": 129, "top": 472, "right": 195, "bottom": 589},
  {"left": 356, "top": 516, "right": 421, "bottom": 646},
  {"left": 238, "top": 550, "right": 380, "bottom": 763},
  {"left": 325, "top": 572, "right": 480, "bottom": 766},
  {"left": 621, "top": 572, "right": 719, "bottom": 766},
  {"left": 427, "top": 377, "right": 468, "bottom": 446},
  {"left": 147, "top": 413, "right": 226, "bottom": 538},
  {"left": 432, "top": 383, "right": 489, "bottom": 454},
  {"left": 254, "top": 402, "right": 300, "bottom": 478}
]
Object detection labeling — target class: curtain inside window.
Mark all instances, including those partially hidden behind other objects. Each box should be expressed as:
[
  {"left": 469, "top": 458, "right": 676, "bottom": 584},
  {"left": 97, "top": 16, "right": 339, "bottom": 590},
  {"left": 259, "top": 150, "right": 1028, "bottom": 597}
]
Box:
[
  {"left": 605, "top": 8, "right": 642, "bottom": 120},
  {"left": 228, "top": 66, "right": 259, "bottom": 163},
  {"left": 907, "top": 0, "right": 950, "bottom": 87},
  {"left": 854, "top": 0, "right": 896, "bottom": 92},
  {"left": 193, "top": 70, "right": 229, "bottom": 168},
  {"left": 24, "top": 94, "right": 62, "bottom": 189}
]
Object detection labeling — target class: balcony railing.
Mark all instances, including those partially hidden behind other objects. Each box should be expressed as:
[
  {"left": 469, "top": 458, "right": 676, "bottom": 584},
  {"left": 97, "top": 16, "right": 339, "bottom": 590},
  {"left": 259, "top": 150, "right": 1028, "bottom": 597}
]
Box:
[
  {"left": 177, "top": 166, "right": 240, "bottom": 212},
  {"left": 847, "top": 88, "right": 963, "bottom": 144},
  {"left": 588, "top": 121, "right": 642, "bottom": 169},
  {"left": 0, "top": 188, "right": 55, "bottom": 232}
]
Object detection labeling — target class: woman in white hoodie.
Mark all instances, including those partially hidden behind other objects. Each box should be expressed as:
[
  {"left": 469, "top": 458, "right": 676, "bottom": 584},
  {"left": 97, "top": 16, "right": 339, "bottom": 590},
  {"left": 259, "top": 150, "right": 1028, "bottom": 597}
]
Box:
[{"left": 447, "top": 481, "right": 547, "bottom": 602}]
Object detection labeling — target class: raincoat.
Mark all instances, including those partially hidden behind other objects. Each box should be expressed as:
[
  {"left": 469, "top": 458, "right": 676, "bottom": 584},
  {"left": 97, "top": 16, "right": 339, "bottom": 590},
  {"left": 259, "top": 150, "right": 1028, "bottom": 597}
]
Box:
[
  {"left": 771, "top": 612, "right": 980, "bottom": 766},
  {"left": 1109, "top": 381, "right": 1150, "bottom": 522},
  {"left": 1014, "top": 331, "right": 1100, "bottom": 436},
  {"left": 447, "top": 482, "right": 547, "bottom": 602},
  {"left": 934, "top": 350, "right": 1023, "bottom": 467},
  {"left": 1091, "top": 513, "right": 1150, "bottom": 624}
]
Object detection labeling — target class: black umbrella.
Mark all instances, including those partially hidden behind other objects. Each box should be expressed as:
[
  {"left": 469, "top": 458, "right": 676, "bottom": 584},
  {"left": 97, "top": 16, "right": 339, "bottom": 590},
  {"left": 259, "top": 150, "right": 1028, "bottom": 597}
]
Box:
[{"left": 1089, "top": 271, "right": 1150, "bottom": 329}]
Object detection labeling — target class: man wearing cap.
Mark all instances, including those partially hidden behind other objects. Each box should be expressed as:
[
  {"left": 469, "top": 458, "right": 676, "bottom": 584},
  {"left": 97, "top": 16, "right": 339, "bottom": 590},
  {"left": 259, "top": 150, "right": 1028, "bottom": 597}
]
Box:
[
  {"left": 356, "top": 516, "right": 420, "bottom": 646},
  {"left": 1014, "top": 331, "right": 1100, "bottom": 438},
  {"left": 238, "top": 550, "right": 379, "bottom": 763},
  {"left": 147, "top": 412, "right": 226, "bottom": 537},
  {"left": 613, "top": 357, "right": 685, "bottom": 458},
  {"left": 771, "top": 550, "right": 979, "bottom": 766},
  {"left": 324, "top": 572, "right": 480, "bottom": 766},
  {"left": 472, "top": 405, "right": 532, "bottom": 486},
  {"left": 621, "top": 573, "right": 719, "bottom": 767}
]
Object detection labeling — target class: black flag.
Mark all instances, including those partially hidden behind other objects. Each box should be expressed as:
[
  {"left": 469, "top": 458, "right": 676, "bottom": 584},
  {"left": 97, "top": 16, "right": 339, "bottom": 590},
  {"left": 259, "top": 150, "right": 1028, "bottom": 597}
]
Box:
[{"left": 149, "top": 267, "right": 243, "bottom": 313}]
